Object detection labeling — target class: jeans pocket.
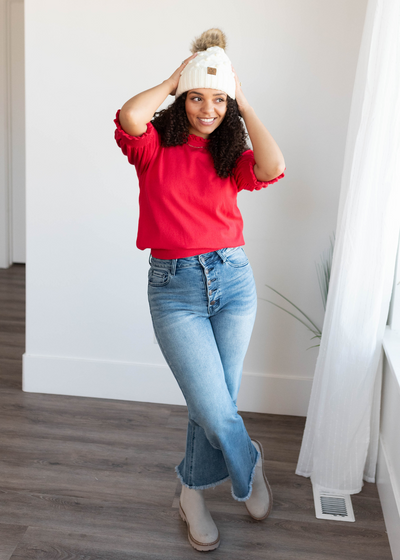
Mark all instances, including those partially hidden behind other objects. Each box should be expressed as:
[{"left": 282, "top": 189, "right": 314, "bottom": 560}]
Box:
[
  {"left": 148, "top": 267, "right": 171, "bottom": 287},
  {"left": 225, "top": 247, "right": 249, "bottom": 268}
]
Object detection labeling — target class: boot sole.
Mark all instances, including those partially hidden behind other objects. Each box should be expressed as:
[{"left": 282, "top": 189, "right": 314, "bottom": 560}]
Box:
[
  {"left": 245, "top": 438, "right": 273, "bottom": 521},
  {"left": 179, "top": 500, "right": 220, "bottom": 552}
]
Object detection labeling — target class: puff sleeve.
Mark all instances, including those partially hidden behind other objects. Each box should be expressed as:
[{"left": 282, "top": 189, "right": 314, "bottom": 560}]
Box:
[
  {"left": 234, "top": 150, "right": 285, "bottom": 192},
  {"left": 114, "top": 110, "right": 160, "bottom": 174}
]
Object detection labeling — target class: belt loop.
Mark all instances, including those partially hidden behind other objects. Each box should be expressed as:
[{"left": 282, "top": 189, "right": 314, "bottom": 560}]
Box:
[
  {"left": 148, "top": 252, "right": 152, "bottom": 266},
  {"left": 216, "top": 249, "right": 227, "bottom": 263},
  {"left": 171, "top": 259, "right": 177, "bottom": 276}
]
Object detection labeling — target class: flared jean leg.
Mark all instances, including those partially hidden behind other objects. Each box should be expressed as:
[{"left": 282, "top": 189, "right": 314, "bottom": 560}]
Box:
[{"left": 176, "top": 418, "right": 230, "bottom": 490}]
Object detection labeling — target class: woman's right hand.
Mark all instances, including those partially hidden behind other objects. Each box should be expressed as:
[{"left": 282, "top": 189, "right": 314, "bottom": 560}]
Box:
[
  {"left": 119, "top": 53, "right": 198, "bottom": 137},
  {"left": 166, "top": 53, "right": 198, "bottom": 96}
]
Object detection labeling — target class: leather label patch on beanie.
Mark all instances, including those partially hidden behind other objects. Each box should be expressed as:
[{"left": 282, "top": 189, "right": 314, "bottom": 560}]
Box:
[{"left": 207, "top": 67, "right": 217, "bottom": 75}]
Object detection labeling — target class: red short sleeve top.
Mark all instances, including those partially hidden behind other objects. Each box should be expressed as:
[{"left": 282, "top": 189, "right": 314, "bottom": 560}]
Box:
[{"left": 114, "top": 110, "right": 284, "bottom": 259}]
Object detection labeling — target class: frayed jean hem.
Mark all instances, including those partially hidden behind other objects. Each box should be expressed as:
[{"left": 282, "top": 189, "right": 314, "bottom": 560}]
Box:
[
  {"left": 175, "top": 464, "right": 230, "bottom": 491},
  {"left": 230, "top": 449, "right": 260, "bottom": 502}
]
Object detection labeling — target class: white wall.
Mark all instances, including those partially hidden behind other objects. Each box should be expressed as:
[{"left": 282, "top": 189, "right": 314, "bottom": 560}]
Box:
[
  {"left": 23, "top": 0, "right": 368, "bottom": 415},
  {"left": 378, "top": 243, "right": 400, "bottom": 559},
  {"left": 378, "top": 335, "right": 400, "bottom": 560}
]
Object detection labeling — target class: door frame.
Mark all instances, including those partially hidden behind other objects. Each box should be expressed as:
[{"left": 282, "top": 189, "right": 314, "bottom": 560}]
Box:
[{"left": 0, "top": 0, "right": 13, "bottom": 268}]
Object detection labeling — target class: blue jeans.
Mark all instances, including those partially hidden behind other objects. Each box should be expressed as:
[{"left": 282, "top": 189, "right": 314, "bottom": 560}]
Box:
[{"left": 147, "top": 247, "right": 260, "bottom": 501}]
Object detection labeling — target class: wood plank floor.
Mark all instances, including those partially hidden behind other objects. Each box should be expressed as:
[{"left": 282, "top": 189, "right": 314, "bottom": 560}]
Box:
[{"left": 0, "top": 264, "right": 392, "bottom": 559}]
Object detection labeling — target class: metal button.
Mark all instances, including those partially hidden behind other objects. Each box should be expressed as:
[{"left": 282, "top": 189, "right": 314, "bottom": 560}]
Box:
[
  {"left": 209, "top": 290, "right": 213, "bottom": 295},
  {"left": 208, "top": 280, "right": 211, "bottom": 286},
  {"left": 205, "top": 269, "right": 209, "bottom": 274},
  {"left": 210, "top": 300, "right": 216, "bottom": 305}
]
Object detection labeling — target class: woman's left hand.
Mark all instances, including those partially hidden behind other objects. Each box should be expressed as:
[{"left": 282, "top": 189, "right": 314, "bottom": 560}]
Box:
[
  {"left": 232, "top": 66, "right": 251, "bottom": 115},
  {"left": 231, "top": 66, "right": 285, "bottom": 181}
]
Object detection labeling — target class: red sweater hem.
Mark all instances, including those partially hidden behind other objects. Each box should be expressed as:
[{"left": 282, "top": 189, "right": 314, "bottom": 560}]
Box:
[{"left": 150, "top": 246, "right": 241, "bottom": 259}]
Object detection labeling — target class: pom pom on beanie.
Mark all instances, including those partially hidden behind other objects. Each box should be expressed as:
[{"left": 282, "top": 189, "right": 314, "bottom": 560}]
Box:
[
  {"left": 190, "top": 28, "right": 227, "bottom": 53},
  {"left": 175, "top": 28, "right": 236, "bottom": 100}
]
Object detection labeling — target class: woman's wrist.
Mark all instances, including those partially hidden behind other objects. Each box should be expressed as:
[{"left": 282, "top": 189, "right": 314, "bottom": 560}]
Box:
[
  {"left": 163, "top": 78, "right": 176, "bottom": 96},
  {"left": 238, "top": 103, "right": 254, "bottom": 118}
]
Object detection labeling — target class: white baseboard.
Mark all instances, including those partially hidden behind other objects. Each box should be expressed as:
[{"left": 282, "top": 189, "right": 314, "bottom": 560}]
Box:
[
  {"left": 377, "top": 436, "right": 400, "bottom": 560},
  {"left": 22, "top": 353, "right": 312, "bottom": 416}
]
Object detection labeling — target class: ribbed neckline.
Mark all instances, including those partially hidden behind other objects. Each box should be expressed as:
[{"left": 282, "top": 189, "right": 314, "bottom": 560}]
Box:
[{"left": 187, "top": 133, "right": 210, "bottom": 147}]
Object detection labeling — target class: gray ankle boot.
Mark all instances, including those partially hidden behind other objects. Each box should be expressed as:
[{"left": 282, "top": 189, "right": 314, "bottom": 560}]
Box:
[
  {"left": 179, "top": 485, "right": 220, "bottom": 551},
  {"left": 245, "top": 439, "right": 273, "bottom": 520}
]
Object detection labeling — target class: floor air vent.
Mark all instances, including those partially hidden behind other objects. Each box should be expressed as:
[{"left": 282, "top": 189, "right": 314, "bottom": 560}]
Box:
[{"left": 312, "top": 483, "right": 355, "bottom": 522}]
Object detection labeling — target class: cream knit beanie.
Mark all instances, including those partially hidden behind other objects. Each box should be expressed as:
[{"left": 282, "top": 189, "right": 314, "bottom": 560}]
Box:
[{"left": 175, "top": 28, "right": 236, "bottom": 100}]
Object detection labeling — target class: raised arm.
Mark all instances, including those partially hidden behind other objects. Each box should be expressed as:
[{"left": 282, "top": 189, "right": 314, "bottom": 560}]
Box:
[
  {"left": 119, "top": 54, "right": 198, "bottom": 137},
  {"left": 232, "top": 68, "right": 285, "bottom": 182}
]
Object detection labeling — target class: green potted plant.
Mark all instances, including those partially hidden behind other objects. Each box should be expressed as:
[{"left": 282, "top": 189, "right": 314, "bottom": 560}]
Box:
[{"left": 261, "top": 235, "right": 335, "bottom": 349}]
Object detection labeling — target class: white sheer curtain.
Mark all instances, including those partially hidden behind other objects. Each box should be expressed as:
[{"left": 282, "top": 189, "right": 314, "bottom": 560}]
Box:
[{"left": 296, "top": 0, "right": 400, "bottom": 494}]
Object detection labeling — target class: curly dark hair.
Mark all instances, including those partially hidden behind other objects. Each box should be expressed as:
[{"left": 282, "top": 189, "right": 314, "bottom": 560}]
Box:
[{"left": 151, "top": 92, "right": 249, "bottom": 178}]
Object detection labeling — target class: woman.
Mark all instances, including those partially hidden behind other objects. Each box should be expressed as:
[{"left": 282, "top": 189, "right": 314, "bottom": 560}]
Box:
[{"left": 114, "top": 28, "right": 285, "bottom": 552}]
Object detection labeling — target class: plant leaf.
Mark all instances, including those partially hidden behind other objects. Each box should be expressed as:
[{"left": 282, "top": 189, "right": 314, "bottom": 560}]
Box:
[
  {"left": 263, "top": 286, "right": 321, "bottom": 333},
  {"left": 259, "top": 298, "right": 321, "bottom": 336}
]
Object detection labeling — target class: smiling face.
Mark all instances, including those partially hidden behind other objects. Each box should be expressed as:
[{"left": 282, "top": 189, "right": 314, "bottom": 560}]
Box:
[{"left": 185, "top": 88, "right": 228, "bottom": 138}]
